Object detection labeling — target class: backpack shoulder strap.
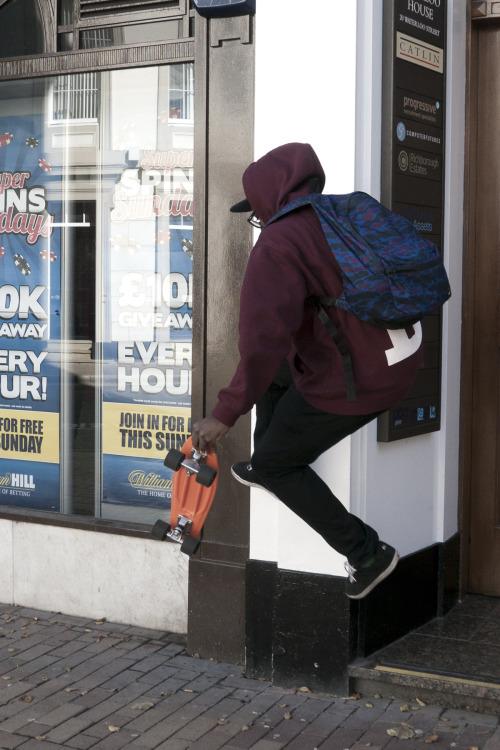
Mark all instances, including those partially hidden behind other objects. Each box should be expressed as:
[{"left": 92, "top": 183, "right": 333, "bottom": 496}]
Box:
[
  {"left": 306, "top": 296, "right": 356, "bottom": 403},
  {"left": 264, "top": 192, "right": 356, "bottom": 229},
  {"left": 264, "top": 195, "right": 314, "bottom": 228},
  {"left": 265, "top": 192, "right": 358, "bottom": 403}
]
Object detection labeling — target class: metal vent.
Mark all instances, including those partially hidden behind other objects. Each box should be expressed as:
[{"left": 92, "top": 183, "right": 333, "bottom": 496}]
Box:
[{"left": 79, "top": 0, "right": 179, "bottom": 17}]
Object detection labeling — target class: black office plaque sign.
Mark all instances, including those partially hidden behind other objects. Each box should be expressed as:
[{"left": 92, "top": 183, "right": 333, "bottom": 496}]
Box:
[{"left": 378, "top": 0, "right": 447, "bottom": 442}]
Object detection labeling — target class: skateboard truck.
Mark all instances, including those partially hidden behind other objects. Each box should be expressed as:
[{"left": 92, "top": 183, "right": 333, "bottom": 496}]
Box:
[
  {"left": 152, "top": 515, "right": 201, "bottom": 556},
  {"left": 165, "top": 514, "right": 192, "bottom": 543},
  {"left": 163, "top": 446, "right": 217, "bottom": 488},
  {"left": 151, "top": 514, "right": 198, "bottom": 553}
]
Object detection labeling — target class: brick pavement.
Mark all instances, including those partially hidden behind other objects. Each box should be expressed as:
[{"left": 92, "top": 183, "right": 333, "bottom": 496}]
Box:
[{"left": 0, "top": 603, "right": 498, "bottom": 749}]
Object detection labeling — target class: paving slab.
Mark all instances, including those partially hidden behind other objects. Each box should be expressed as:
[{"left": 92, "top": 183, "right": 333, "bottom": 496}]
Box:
[{"left": 0, "top": 603, "right": 497, "bottom": 749}]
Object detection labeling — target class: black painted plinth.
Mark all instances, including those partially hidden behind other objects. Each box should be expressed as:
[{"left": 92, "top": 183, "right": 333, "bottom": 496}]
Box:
[
  {"left": 245, "top": 561, "right": 354, "bottom": 695},
  {"left": 245, "top": 534, "right": 460, "bottom": 696}
]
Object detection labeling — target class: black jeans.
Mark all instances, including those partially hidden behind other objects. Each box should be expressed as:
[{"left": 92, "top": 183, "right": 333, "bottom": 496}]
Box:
[{"left": 251, "top": 377, "right": 381, "bottom": 565}]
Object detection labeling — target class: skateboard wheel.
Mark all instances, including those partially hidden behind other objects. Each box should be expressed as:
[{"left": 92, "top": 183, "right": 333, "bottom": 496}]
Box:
[
  {"left": 151, "top": 520, "right": 171, "bottom": 540},
  {"left": 181, "top": 535, "right": 201, "bottom": 556},
  {"left": 196, "top": 465, "right": 217, "bottom": 487},
  {"left": 164, "top": 449, "right": 185, "bottom": 471}
]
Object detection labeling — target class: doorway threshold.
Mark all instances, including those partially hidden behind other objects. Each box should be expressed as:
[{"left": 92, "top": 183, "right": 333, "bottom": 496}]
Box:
[{"left": 349, "top": 595, "right": 500, "bottom": 713}]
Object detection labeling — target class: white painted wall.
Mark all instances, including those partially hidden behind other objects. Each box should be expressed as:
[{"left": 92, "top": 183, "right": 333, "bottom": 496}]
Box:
[
  {"left": 250, "top": 0, "right": 465, "bottom": 573},
  {"left": 251, "top": 0, "right": 358, "bottom": 577},
  {"left": 0, "top": 520, "right": 188, "bottom": 632}
]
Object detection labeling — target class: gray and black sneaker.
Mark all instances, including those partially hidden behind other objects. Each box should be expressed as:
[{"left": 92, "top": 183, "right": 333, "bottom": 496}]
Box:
[
  {"left": 344, "top": 542, "right": 399, "bottom": 599},
  {"left": 231, "top": 461, "right": 272, "bottom": 493}
]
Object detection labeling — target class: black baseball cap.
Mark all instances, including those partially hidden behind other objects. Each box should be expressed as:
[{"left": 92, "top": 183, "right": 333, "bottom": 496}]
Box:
[{"left": 230, "top": 198, "right": 252, "bottom": 212}]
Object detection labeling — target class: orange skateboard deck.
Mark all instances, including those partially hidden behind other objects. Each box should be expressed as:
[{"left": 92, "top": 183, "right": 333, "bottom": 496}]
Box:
[{"left": 151, "top": 436, "right": 218, "bottom": 556}]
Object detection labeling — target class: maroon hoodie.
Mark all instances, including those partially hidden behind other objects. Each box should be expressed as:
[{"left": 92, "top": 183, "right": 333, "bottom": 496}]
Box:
[{"left": 212, "top": 143, "right": 423, "bottom": 427}]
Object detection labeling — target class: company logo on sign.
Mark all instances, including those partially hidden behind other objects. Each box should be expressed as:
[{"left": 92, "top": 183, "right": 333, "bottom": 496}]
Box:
[
  {"left": 398, "top": 151, "right": 409, "bottom": 171},
  {"left": 0, "top": 472, "right": 36, "bottom": 493},
  {"left": 397, "top": 149, "right": 440, "bottom": 178},
  {"left": 396, "top": 32, "right": 444, "bottom": 73},
  {"left": 127, "top": 469, "right": 172, "bottom": 500},
  {"left": 128, "top": 470, "right": 172, "bottom": 490}
]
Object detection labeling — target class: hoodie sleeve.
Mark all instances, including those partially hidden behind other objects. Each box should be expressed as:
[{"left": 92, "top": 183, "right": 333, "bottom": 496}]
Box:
[{"left": 211, "top": 239, "right": 307, "bottom": 427}]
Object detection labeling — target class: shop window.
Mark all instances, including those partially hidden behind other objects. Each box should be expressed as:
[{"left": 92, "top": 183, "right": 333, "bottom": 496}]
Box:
[
  {"left": 0, "top": 0, "right": 45, "bottom": 58},
  {"left": 0, "top": 65, "right": 194, "bottom": 526}
]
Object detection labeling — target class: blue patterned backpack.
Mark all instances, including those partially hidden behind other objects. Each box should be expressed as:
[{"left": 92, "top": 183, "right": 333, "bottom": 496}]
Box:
[{"left": 264, "top": 192, "right": 451, "bottom": 401}]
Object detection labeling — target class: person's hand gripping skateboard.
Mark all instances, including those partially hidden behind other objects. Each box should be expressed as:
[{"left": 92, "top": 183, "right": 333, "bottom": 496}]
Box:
[{"left": 192, "top": 416, "right": 230, "bottom": 453}]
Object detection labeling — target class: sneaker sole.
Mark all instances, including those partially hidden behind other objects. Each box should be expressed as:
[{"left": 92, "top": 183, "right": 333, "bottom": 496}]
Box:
[
  {"left": 346, "top": 549, "right": 399, "bottom": 599},
  {"left": 230, "top": 467, "right": 277, "bottom": 498}
]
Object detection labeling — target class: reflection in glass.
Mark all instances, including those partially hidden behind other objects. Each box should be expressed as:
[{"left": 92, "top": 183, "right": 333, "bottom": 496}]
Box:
[
  {"left": 0, "top": 65, "right": 194, "bottom": 525},
  {"left": 52, "top": 74, "right": 99, "bottom": 122},
  {"left": 57, "top": 0, "right": 74, "bottom": 26},
  {"left": 0, "top": 0, "right": 45, "bottom": 58}
]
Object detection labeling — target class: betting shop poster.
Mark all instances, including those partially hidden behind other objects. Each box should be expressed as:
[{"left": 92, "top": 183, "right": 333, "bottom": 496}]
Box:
[
  {"left": 101, "top": 146, "right": 193, "bottom": 512},
  {"left": 0, "top": 118, "right": 61, "bottom": 511}
]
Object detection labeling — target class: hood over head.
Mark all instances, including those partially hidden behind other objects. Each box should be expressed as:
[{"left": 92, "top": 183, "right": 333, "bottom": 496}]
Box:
[{"left": 230, "top": 142, "right": 325, "bottom": 224}]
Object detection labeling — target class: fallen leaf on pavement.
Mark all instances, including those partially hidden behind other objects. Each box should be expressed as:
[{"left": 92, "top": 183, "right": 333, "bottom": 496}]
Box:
[
  {"left": 387, "top": 726, "right": 415, "bottom": 740},
  {"left": 425, "top": 732, "right": 439, "bottom": 744}
]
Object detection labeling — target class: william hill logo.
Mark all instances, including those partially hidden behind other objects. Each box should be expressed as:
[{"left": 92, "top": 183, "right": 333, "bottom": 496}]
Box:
[
  {"left": 128, "top": 470, "right": 171, "bottom": 490},
  {"left": 0, "top": 473, "right": 35, "bottom": 489}
]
